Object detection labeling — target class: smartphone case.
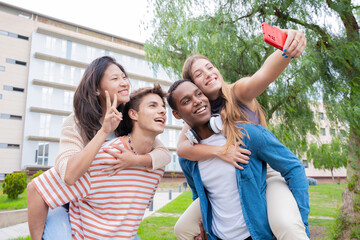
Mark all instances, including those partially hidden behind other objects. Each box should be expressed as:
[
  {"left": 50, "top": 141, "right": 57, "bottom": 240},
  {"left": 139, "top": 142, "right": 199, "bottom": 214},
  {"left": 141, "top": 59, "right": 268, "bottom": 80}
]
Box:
[{"left": 262, "top": 23, "right": 287, "bottom": 50}]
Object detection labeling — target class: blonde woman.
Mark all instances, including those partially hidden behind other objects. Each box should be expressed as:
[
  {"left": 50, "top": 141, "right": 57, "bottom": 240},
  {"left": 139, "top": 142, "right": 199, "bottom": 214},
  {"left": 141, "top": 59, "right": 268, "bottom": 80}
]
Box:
[{"left": 175, "top": 28, "right": 309, "bottom": 240}]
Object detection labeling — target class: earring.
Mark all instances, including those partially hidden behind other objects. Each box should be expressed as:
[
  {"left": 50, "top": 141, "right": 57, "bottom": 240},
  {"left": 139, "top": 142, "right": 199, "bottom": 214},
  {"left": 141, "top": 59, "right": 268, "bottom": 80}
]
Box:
[{"left": 96, "top": 91, "right": 100, "bottom": 95}]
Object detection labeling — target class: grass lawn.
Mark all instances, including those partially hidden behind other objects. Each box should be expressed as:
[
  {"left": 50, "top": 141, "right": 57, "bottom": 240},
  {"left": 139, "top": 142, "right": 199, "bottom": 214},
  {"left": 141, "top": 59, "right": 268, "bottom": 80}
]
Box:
[
  {"left": 0, "top": 185, "right": 28, "bottom": 210},
  {"left": 137, "top": 191, "right": 193, "bottom": 240},
  {"left": 157, "top": 191, "right": 193, "bottom": 213},
  {"left": 138, "top": 183, "right": 346, "bottom": 239},
  {"left": 4, "top": 183, "right": 346, "bottom": 240},
  {"left": 137, "top": 216, "right": 179, "bottom": 240},
  {"left": 308, "top": 183, "right": 345, "bottom": 218}
]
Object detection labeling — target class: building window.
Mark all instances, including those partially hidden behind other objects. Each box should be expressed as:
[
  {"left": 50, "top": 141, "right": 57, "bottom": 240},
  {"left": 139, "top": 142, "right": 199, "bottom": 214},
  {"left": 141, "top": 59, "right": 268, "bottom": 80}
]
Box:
[
  {"left": 0, "top": 30, "right": 29, "bottom": 40},
  {"left": 6, "top": 58, "right": 27, "bottom": 66},
  {"left": 41, "top": 87, "right": 53, "bottom": 108},
  {"left": 172, "top": 152, "right": 177, "bottom": 170},
  {"left": 330, "top": 129, "right": 336, "bottom": 136},
  {"left": 45, "top": 36, "right": 56, "bottom": 50},
  {"left": 302, "top": 160, "right": 309, "bottom": 168},
  {"left": 0, "top": 114, "right": 22, "bottom": 120},
  {"left": 0, "top": 66, "right": 5, "bottom": 71},
  {"left": 172, "top": 152, "right": 177, "bottom": 163},
  {"left": 0, "top": 143, "right": 20, "bottom": 149},
  {"left": 6, "top": 58, "right": 15, "bottom": 64},
  {"left": 152, "top": 63, "right": 158, "bottom": 79},
  {"left": 36, "top": 143, "right": 49, "bottom": 166},
  {"left": 340, "top": 130, "right": 347, "bottom": 138},
  {"left": 17, "top": 35, "right": 29, "bottom": 40},
  {"left": 63, "top": 91, "right": 74, "bottom": 111},
  {"left": 39, "top": 114, "right": 51, "bottom": 136},
  {"left": 18, "top": 12, "right": 31, "bottom": 19},
  {"left": 167, "top": 108, "right": 172, "bottom": 125},
  {"left": 169, "top": 129, "right": 178, "bottom": 148},
  {"left": 0, "top": 94, "right": 2, "bottom": 99},
  {"left": 66, "top": 40, "right": 72, "bottom": 59},
  {"left": 318, "top": 112, "right": 324, "bottom": 120},
  {"left": 320, "top": 128, "right": 326, "bottom": 136},
  {"left": 3, "top": 85, "right": 25, "bottom": 92}
]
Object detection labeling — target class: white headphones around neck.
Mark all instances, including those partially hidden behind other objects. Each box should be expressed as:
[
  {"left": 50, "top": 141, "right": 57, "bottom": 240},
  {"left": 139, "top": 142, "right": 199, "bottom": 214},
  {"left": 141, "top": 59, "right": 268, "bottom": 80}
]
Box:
[{"left": 185, "top": 114, "right": 223, "bottom": 144}]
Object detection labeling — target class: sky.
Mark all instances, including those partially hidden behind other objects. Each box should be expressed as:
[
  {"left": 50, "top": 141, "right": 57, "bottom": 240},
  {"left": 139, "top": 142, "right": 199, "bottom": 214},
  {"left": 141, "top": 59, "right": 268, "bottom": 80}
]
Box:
[
  {"left": 2, "top": 0, "right": 359, "bottom": 43},
  {"left": 0, "top": 0, "right": 154, "bottom": 43}
]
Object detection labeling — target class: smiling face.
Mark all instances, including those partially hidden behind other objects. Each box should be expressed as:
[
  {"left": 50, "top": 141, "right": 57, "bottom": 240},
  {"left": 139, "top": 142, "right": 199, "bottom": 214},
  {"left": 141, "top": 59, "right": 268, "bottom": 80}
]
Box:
[
  {"left": 97, "top": 63, "right": 130, "bottom": 108},
  {"left": 171, "top": 81, "right": 211, "bottom": 129},
  {"left": 130, "top": 93, "right": 167, "bottom": 136},
  {"left": 190, "top": 58, "right": 223, "bottom": 100}
]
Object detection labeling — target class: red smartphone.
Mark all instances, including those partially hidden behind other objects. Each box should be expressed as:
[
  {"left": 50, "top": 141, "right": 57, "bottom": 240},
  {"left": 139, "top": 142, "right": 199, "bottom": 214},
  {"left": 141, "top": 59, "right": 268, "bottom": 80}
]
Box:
[{"left": 262, "top": 23, "right": 287, "bottom": 50}]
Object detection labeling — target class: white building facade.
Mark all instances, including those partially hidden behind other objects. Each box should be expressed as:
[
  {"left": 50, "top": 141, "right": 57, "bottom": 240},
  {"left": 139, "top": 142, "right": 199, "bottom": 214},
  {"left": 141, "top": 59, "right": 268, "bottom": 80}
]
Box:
[
  {"left": 0, "top": 2, "right": 183, "bottom": 176},
  {"left": 304, "top": 102, "right": 347, "bottom": 182}
]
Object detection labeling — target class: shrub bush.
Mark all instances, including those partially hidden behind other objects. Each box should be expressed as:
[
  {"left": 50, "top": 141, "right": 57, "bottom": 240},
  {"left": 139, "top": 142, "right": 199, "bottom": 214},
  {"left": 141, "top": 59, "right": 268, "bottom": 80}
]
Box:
[
  {"left": 307, "top": 177, "right": 318, "bottom": 185},
  {"left": 2, "top": 172, "right": 28, "bottom": 199},
  {"left": 30, "top": 170, "right": 44, "bottom": 181}
]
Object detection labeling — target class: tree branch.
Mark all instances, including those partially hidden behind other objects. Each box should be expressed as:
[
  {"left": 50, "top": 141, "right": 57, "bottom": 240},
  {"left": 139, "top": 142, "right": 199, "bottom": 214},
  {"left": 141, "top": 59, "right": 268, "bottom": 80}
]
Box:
[
  {"left": 268, "top": 75, "right": 319, "bottom": 118},
  {"left": 218, "top": 7, "right": 261, "bottom": 26},
  {"left": 271, "top": 6, "right": 329, "bottom": 40},
  {"left": 326, "top": 0, "right": 359, "bottom": 40}
]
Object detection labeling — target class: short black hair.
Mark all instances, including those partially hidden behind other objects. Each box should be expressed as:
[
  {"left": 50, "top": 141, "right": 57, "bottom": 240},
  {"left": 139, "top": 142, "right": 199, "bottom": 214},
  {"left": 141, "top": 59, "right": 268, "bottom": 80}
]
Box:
[
  {"left": 120, "top": 84, "right": 167, "bottom": 136},
  {"left": 167, "top": 79, "right": 192, "bottom": 110}
]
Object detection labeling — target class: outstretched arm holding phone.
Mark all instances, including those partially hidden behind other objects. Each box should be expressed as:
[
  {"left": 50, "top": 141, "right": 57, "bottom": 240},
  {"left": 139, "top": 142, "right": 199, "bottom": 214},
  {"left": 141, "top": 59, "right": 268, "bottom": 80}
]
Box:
[{"left": 233, "top": 25, "right": 306, "bottom": 109}]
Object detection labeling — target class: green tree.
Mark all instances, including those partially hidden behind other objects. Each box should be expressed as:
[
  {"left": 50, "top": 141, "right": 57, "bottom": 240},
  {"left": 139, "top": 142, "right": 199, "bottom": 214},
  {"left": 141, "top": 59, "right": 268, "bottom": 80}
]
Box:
[
  {"left": 307, "top": 137, "right": 348, "bottom": 182},
  {"left": 2, "top": 172, "right": 27, "bottom": 199},
  {"left": 143, "top": 0, "right": 360, "bottom": 238},
  {"left": 30, "top": 170, "right": 44, "bottom": 181}
]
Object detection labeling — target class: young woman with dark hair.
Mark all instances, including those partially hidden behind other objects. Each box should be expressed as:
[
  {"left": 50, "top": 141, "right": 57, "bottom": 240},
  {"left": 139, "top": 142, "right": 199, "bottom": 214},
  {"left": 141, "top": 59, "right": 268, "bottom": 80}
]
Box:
[
  {"left": 57, "top": 56, "right": 169, "bottom": 185},
  {"left": 174, "top": 28, "right": 310, "bottom": 240},
  {"left": 27, "top": 56, "right": 170, "bottom": 239}
]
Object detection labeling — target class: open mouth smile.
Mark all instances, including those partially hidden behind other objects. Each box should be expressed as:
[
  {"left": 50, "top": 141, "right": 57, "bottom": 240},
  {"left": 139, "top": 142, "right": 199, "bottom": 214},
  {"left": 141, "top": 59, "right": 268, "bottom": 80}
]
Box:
[
  {"left": 154, "top": 117, "right": 166, "bottom": 125},
  {"left": 118, "top": 89, "right": 129, "bottom": 96},
  {"left": 194, "top": 106, "right": 207, "bottom": 114},
  {"left": 205, "top": 78, "right": 217, "bottom": 86}
]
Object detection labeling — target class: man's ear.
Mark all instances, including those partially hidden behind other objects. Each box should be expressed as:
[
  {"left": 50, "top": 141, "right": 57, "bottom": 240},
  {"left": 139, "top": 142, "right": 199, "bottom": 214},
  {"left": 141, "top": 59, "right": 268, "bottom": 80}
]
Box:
[
  {"left": 128, "top": 109, "right": 138, "bottom": 121},
  {"left": 172, "top": 110, "right": 182, "bottom": 120}
]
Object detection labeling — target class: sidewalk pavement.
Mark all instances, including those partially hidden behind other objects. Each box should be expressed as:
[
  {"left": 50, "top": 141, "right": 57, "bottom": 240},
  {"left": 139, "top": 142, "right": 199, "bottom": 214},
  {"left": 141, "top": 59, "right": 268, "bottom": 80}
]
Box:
[{"left": 0, "top": 191, "right": 182, "bottom": 240}]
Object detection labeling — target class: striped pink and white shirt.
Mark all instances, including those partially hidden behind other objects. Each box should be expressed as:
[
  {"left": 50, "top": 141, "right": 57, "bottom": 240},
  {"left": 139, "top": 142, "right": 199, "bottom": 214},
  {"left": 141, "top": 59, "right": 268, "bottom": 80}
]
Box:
[{"left": 33, "top": 137, "right": 165, "bottom": 239}]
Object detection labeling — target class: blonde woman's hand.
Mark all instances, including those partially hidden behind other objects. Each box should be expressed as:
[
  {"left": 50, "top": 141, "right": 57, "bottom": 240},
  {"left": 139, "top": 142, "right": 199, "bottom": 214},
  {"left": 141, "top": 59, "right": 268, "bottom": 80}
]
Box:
[
  {"left": 100, "top": 90, "right": 123, "bottom": 135},
  {"left": 280, "top": 28, "right": 306, "bottom": 59},
  {"left": 216, "top": 142, "right": 251, "bottom": 170},
  {"left": 101, "top": 145, "right": 135, "bottom": 176},
  {"left": 194, "top": 219, "right": 207, "bottom": 240}
]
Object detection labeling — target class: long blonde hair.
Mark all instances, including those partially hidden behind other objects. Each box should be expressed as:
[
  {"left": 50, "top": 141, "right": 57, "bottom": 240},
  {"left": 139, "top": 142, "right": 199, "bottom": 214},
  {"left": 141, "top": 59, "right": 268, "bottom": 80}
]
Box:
[{"left": 182, "top": 54, "right": 267, "bottom": 150}]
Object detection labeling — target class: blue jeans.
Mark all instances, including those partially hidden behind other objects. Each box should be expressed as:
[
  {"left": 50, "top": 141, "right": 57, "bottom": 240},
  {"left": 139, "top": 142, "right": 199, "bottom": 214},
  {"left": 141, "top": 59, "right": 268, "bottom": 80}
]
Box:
[
  {"left": 43, "top": 206, "right": 72, "bottom": 240},
  {"left": 42, "top": 206, "right": 142, "bottom": 240}
]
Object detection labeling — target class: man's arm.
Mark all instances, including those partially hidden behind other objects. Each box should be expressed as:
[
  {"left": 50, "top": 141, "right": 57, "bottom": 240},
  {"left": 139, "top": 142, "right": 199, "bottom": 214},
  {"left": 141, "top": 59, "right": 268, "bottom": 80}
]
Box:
[
  {"left": 27, "top": 181, "right": 49, "bottom": 240},
  {"left": 253, "top": 126, "right": 310, "bottom": 238},
  {"left": 32, "top": 168, "right": 91, "bottom": 209},
  {"left": 177, "top": 124, "right": 250, "bottom": 170},
  {"left": 178, "top": 157, "right": 199, "bottom": 200},
  {"left": 28, "top": 167, "right": 91, "bottom": 240}
]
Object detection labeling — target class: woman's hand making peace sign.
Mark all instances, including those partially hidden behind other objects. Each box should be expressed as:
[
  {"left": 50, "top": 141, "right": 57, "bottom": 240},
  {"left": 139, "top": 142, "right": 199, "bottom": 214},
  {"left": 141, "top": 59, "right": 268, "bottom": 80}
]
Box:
[{"left": 100, "top": 90, "right": 123, "bottom": 135}]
